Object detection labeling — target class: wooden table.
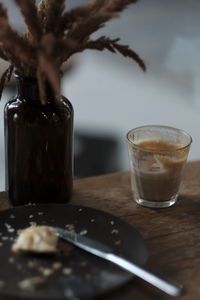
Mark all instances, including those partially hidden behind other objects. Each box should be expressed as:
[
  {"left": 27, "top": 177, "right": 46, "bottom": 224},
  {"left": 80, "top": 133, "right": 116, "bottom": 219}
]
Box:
[{"left": 0, "top": 161, "right": 200, "bottom": 300}]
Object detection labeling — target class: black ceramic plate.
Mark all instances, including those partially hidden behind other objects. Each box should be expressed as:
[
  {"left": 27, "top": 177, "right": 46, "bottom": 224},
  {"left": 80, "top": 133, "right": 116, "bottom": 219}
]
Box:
[{"left": 0, "top": 204, "right": 148, "bottom": 300}]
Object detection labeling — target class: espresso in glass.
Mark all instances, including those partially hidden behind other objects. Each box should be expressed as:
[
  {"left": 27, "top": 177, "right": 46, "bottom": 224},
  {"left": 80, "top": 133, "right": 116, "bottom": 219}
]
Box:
[{"left": 127, "top": 126, "right": 192, "bottom": 208}]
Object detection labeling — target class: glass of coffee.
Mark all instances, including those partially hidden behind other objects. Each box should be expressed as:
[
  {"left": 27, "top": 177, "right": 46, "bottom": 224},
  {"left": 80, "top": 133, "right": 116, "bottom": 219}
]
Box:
[{"left": 127, "top": 125, "right": 192, "bottom": 208}]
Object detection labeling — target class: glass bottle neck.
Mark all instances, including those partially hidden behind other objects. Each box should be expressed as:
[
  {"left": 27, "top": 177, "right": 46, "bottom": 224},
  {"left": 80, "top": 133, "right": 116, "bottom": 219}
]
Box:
[{"left": 15, "top": 73, "right": 55, "bottom": 103}]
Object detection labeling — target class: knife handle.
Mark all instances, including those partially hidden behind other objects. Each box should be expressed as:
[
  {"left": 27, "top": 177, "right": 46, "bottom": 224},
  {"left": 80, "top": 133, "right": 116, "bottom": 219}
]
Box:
[{"left": 106, "top": 254, "right": 183, "bottom": 297}]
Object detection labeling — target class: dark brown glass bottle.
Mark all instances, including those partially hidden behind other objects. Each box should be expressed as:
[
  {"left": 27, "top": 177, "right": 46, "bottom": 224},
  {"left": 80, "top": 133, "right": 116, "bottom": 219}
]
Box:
[{"left": 4, "top": 73, "right": 73, "bottom": 206}]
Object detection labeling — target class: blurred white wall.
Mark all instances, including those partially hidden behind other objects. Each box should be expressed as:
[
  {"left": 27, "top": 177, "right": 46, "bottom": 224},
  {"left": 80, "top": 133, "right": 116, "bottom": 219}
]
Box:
[{"left": 63, "top": 0, "right": 200, "bottom": 167}]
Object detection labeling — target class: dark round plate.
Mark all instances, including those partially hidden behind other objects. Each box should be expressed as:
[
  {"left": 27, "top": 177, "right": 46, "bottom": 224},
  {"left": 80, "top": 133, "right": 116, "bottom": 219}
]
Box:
[{"left": 0, "top": 204, "right": 148, "bottom": 299}]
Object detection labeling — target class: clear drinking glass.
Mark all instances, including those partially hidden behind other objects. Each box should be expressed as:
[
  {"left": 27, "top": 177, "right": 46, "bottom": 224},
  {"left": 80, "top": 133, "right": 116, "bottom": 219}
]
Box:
[{"left": 127, "top": 125, "right": 192, "bottom": 208}]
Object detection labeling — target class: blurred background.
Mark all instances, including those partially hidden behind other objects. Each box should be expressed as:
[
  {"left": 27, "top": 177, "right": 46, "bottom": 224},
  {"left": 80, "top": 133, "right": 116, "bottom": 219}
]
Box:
[{"left": 0, "top": 0, "right": 200, "bottom": 190}]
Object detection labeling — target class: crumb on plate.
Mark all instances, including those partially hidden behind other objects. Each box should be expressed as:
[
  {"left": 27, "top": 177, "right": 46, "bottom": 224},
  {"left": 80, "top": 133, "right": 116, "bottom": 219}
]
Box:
[
  {"left": 79, "top": 230, "right": 87, "bottom": 236},
  {"left": 62, "top": 267, "right": 72, "bottom": 275},
  {"left": 65, "top": 224, "right": 75, "bottom": 231},
  {"left": 8, "top": 257, "right": 15, "bottom": 263},
  {"left": 52, "top": 262, "right": 62, "bottom": 270},
  {"left": 111, "top": 229, "right": 119, "bottom": 234},
  {"left": 18, "top": 277, "right": 46, "bottom": 290},
  {"left": 115, "top": 240, "right": 121, "bottom": 245},
  {"left": 39, "top": 267, "right": 54, "bottom": 277},
  {"left": 0, "top": 280, "right": 5, "bottom": 288}
]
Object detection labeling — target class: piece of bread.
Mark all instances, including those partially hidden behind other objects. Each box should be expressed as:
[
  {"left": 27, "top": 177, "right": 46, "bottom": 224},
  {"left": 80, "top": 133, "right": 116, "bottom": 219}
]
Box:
[{"left": 12, "top": 226, "right": 58, "bottom": 253}]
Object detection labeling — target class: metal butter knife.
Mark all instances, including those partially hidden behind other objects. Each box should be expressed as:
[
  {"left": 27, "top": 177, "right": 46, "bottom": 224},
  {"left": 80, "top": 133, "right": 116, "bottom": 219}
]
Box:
[{"left": 54, "top": 227, "right": 183, "bottom": 297}]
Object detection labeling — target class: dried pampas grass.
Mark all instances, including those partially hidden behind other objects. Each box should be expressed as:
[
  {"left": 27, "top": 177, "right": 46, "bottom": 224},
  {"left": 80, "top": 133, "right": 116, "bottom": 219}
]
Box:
[{"left": 0, "top": 0, "right": 145, "bottom": 103}]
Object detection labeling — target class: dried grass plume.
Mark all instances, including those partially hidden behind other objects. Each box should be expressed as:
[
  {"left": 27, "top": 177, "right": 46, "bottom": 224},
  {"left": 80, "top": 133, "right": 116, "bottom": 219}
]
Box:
[{"left": 0, "top": 0, "right": 146, "bottom": 102}]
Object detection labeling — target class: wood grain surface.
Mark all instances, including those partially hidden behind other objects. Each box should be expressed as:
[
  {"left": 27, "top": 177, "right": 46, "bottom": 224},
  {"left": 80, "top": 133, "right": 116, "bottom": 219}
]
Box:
[{"left": 0, "top": 161, "right": 200, "bottom": 300}]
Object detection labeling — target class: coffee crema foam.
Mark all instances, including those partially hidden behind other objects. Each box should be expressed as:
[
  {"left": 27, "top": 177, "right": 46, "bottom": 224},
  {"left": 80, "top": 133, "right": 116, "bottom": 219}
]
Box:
[{"left": 135, "top": 139, "right": 183, "bottom": 151}]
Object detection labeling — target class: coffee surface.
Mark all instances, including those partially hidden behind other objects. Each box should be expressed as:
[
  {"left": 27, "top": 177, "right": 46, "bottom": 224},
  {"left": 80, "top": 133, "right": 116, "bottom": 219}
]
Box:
[{"left": 135, "top": 139, "right": 182, "bottom": 151}]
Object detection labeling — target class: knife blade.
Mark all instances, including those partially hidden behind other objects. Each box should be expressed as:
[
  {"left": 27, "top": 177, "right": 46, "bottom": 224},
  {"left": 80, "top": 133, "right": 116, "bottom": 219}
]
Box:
[{"left": 54, "top": 226, "right": 183, "bottom": 297}]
